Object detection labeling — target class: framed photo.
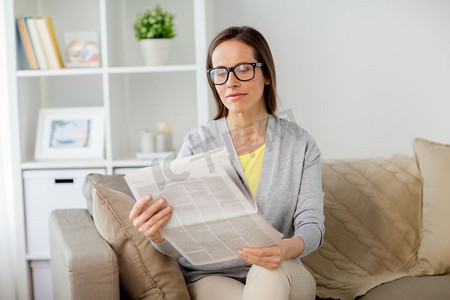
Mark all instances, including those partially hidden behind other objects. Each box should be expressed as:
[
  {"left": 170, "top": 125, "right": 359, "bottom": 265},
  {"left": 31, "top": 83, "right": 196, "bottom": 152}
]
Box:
[{"left": 34, "top": 107, "right": 105, "bottom": 160}]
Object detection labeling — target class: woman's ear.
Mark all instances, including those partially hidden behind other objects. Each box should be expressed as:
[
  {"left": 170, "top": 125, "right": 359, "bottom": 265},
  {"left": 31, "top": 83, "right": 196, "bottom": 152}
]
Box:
[{"left": 265, "top": 77, "right": 271, "bottom": 85}]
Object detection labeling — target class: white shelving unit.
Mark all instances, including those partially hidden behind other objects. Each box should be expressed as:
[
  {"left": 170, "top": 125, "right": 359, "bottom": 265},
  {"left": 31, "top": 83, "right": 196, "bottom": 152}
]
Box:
[{"left": 5, "top": 0, "right": 209, "bottom": 298}]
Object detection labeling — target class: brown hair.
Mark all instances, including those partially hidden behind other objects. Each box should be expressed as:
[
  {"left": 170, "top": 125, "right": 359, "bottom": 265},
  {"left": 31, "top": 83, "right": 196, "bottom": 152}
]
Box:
[{"left": 206, "top": 26, "right": 277, "bottom": 120}]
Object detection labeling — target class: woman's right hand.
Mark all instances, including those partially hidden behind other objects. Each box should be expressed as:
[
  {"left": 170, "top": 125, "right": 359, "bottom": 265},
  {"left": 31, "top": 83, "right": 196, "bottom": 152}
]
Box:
[{"left": 129, "top": 195, "right": 173, "bottom": 243}]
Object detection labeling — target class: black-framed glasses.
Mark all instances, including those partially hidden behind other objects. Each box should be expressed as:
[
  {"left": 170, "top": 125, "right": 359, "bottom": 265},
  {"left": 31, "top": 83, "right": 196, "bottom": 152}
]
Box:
[{"left": 206, "top": 62, "right": 263, "bottom": 85}]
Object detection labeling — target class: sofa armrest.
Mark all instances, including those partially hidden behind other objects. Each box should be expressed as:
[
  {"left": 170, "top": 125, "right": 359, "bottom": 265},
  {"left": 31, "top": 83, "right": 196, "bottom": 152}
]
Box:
[{"left": 49, "top": 209, "right": 120, "bottom": 300}]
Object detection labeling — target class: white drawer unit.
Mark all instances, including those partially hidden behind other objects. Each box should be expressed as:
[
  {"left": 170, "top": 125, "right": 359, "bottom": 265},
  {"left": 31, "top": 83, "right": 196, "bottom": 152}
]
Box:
[
  {"left": 23, "top": 168, "right": 105, "bottom": 256},
  {"left": 30, "top": 261, "right": 53, "bottom": 300}
]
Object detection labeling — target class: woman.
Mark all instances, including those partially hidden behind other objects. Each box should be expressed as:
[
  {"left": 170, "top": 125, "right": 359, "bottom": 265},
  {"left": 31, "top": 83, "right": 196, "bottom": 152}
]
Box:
[{"left": 129, "top": 26, "right": 325, "bottom": 300}]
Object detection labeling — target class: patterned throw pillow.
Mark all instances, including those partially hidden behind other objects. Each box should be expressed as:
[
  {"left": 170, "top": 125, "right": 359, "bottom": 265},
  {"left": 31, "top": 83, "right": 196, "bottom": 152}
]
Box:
[{"left": 413, "top": 138, "right": 450, "bottom": 275}]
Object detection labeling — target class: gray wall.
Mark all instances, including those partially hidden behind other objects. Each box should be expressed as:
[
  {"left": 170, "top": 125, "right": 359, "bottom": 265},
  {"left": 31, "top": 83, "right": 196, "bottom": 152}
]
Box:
[{"left": 207, "top": 0, "right": 450, "bottom": 159}]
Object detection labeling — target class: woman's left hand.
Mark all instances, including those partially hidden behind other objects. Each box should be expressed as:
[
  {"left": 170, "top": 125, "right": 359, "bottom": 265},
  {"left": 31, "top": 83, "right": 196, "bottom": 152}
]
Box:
[
  {"left": 237, "top": 243, "right": 287, "bottom": 270},
  {"left": 237, "top": 237, "right": 304, "bottom": 270}
]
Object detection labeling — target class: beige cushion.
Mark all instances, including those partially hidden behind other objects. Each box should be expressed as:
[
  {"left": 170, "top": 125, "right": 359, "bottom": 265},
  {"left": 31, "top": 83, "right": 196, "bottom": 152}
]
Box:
[
  {"left": 413, "top": 138, "right": 450, "bottom": 275},
  {"left": 359, "top": 274, "right": 450, "bottom": 300},
  {"left": 83, "top": 173, "right": 133, "bottom": 216},
  {"left": 91, "top": 182, "right": 190, "bottom": 300},
  {"left": 303, "top": 155, "right": 422, "bottom": 300}
]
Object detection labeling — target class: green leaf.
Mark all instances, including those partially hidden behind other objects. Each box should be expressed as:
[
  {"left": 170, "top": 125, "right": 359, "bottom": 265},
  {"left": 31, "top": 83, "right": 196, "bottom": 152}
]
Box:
[{"left": 134, "top": 4, "right": 176, "bottom": 40}]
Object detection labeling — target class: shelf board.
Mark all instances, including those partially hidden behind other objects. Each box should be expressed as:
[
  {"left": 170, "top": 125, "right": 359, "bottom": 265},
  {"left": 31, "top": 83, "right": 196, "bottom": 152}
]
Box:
[
  {"left": 21, "top": 160, "right": 109, "bottom": 170},
  {"left": 17, "top": 68, "right": 104, "bottom": 77},
  {"left": 112, "top": 159, "right": 173, "bottom": 168},
  {"left": 112, "top": 159, "right": 157, "bottom": 168},
  {"left": 20, "top": 158, "right": 178, "bottom": 170},
  {"left": 16, "top": 64, "right": 198, "bottom": 77},
  {"left": 112, "top": 151, "right": 177, "bottom": 167},
  {"left": 26, "top": 254, "right": 50, "bottom": 261},
  {"left": 107, "top": 64, "right": 197, "bottom": 74}
]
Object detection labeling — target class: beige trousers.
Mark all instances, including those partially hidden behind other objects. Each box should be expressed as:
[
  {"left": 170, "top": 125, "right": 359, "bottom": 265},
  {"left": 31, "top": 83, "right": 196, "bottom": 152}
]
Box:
[{"left": 187, "top": 261, "right": 316, "bottom": 300}]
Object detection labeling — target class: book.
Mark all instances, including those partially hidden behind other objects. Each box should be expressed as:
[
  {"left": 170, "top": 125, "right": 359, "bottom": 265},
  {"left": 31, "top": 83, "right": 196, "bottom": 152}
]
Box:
[
  {"left": 125, "top": 147, "right": 283, "bottom": 265},
  {"left": 26, "top": 17, "right": 48, "bottom": 70},
  {"left": 16, "top": 18, "right": 38, "bottom": 70},
  {"left": 43, "top": 16, "right": 63, "bottom": 68},
  {"left": 64, "top": 32, "right": 100, "bottom": 68},
  {"left": 35, "top": 17, "right": 63, "bottom": 69}
]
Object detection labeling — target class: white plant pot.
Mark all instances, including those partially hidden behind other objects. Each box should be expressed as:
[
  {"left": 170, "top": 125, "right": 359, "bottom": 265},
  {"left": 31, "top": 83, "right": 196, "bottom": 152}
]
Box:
[{"left": 139, "top": 39, "right": 172, "bottom": 66}]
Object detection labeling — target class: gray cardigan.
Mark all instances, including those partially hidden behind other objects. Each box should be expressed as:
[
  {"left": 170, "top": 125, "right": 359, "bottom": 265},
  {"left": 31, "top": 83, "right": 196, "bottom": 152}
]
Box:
[{"left": 152, "top": 114, "right": 325, "bottom": 283}]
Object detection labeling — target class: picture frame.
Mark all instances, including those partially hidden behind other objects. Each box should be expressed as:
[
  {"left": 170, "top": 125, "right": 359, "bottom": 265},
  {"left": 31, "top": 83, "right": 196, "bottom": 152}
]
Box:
[
  {"left": 63, "top": 31, "right": 100, "bottom": 68},
  {"left": 34, "top": 107, "right": 105, "bottom": 160}
]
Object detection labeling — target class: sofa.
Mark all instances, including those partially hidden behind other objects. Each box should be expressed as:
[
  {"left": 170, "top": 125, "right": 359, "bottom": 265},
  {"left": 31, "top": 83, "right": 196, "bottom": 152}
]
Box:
[{"left": 49, "top": 138, "right": 450, "bottom": 299}]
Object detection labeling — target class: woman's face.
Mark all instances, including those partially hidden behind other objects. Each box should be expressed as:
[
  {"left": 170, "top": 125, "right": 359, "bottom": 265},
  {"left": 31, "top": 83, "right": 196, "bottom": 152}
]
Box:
[{"left": 211, "top": 40, "right": 270, "bottom": 116}]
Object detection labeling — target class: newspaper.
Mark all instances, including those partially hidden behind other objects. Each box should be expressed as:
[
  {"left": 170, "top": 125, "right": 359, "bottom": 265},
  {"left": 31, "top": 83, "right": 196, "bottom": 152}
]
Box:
[{"left": 124, "top": 147, "right": 283, "bottom": 265}]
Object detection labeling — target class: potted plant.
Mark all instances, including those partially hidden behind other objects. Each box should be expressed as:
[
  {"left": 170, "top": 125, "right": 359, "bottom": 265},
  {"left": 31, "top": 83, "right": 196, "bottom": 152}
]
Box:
[{"left": 134, "top": 5, "right": 176, "bottom": 66}]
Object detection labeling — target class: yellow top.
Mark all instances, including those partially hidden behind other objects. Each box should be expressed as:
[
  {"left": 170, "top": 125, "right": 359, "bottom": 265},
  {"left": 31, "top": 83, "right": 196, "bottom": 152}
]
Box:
[{"left": 238, "top": 144, "right": 265, "bottom": 197}]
